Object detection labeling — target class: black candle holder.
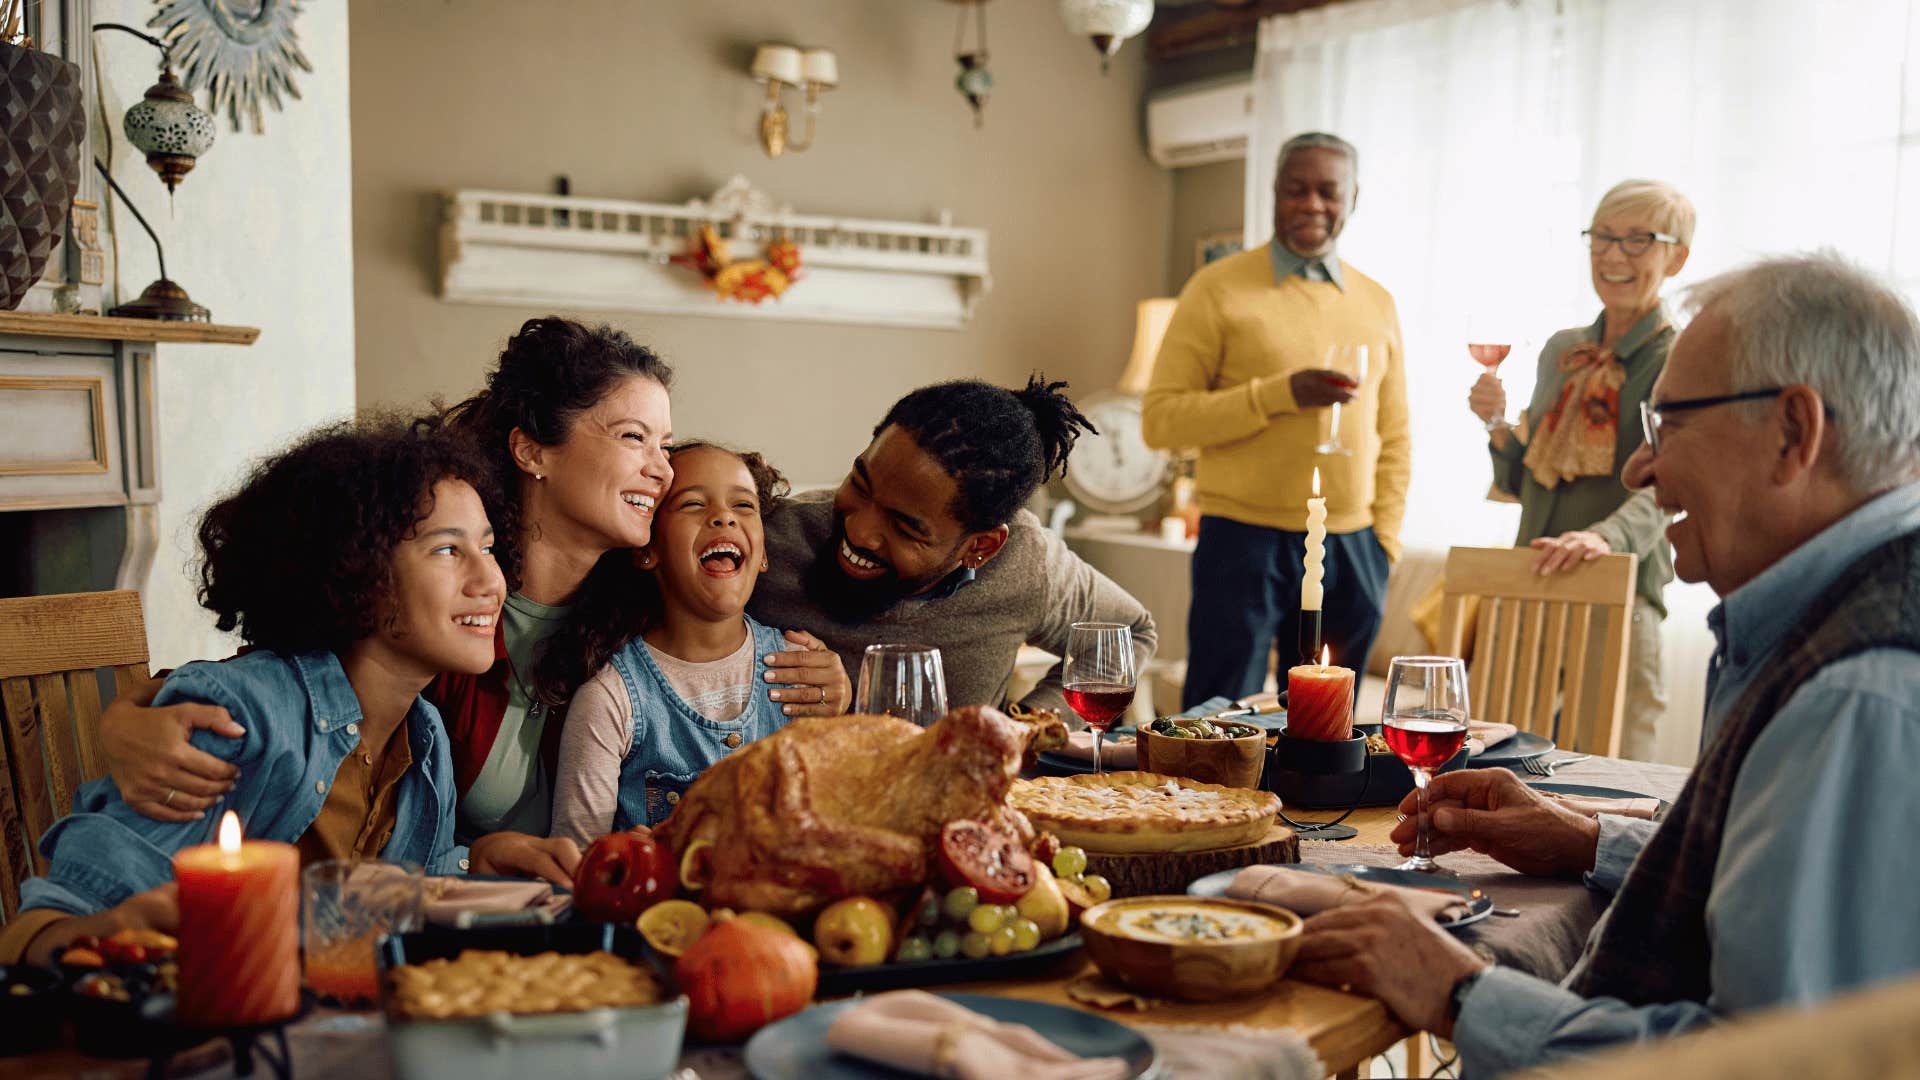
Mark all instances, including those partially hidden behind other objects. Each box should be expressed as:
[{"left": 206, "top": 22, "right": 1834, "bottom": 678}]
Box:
[
  {"left": 144, "top": 990, "right": 316, "bottom": 1079},
  {"left": 1268, "top": 728, "right": 1371, "bottom": 842}
]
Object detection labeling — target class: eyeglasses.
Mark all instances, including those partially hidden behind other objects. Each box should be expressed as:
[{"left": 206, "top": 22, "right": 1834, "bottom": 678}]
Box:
[
  {"left": 1639, "top": 388, "right": 1835, "bottom": 455},
  {"left": 1583, "top": 228, "right": 1681, "bottom": 257}
]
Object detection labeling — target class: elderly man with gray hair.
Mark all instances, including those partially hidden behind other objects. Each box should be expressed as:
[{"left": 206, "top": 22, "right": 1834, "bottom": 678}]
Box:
[
  {"left": 1287, "top": 251, "right": 1920, "bottom": 1075},
  {"left": 1145, "top": 132, "right": 1410, "bottom": 701}
]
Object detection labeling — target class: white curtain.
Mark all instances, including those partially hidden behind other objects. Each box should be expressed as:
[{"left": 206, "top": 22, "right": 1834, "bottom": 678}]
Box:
[{"left": 1247, "top": 0, "right": 1920, "bottom": 762}]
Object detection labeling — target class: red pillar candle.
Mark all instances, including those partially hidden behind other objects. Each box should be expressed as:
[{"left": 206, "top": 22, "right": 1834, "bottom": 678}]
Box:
[
  {"left": 1287, "top": 646, "right": 1356, "bottom": 741},
  {"left": 172, "top": 811, "right": 301, "bottom": 1028}
]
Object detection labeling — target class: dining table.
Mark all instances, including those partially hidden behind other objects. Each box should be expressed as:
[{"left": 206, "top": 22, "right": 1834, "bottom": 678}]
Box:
[{"left": 0, "top": 754, "right": 1687, "bottom": 1080}]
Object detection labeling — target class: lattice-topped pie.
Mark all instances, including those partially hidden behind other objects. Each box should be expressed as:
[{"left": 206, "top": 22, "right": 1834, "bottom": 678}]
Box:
[{"left": 1009, "top": 771, "right": 1280, "bottom": 853}]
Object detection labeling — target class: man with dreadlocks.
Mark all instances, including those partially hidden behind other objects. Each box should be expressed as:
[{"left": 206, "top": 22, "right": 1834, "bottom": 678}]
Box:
[{"left": 748, "top": 375, "right": 1157, "bottom": 714}]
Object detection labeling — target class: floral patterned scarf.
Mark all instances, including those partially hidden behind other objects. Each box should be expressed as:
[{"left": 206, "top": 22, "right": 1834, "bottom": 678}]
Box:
[{"left": 1523, "top": 339, "right": 1631, "bottom": 488}]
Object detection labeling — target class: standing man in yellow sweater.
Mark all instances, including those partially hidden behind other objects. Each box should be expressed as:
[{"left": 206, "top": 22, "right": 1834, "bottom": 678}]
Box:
[{"left": 1143, "top": 132, "right": 1410, "bottom": 707}]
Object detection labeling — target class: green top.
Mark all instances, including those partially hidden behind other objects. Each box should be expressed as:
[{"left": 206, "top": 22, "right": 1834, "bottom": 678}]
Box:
[
  {"left": 461, "top": 592, "right": 572, "bottom": 837},
  {"left": 1269, "top": 237, "right": 1346, "bottom": 290},
  {"left": 1490, "top": 304, "right": 1674, "bottom": 616}
]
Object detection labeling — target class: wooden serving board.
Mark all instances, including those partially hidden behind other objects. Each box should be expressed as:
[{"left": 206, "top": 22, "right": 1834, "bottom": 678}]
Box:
[{"left": 1083, "top": 822, "right": 1299, "bottom": 899}]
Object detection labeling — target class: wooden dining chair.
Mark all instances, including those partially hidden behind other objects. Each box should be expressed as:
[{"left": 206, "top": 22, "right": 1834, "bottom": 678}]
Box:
[
  {"left": 1434, "top": 547, "right": 1637, "bottom": 757},
  {"left": 0, "top": 590, "right": 150, "bottom": 920}
]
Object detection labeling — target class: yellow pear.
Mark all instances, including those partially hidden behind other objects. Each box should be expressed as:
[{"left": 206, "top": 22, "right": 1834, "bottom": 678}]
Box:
[{"left": 1015, "top": 862, "right": 1071, "bottom": 939}]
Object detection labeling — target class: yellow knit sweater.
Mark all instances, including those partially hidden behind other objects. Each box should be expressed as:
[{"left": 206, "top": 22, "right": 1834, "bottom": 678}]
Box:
[{"left": 1142, "top": 245, "right": 1410, "bottom": 560}]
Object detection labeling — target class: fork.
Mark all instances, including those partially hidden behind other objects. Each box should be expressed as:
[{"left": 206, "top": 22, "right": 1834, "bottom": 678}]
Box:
[{"left": 1522, "top": 753, "right": 1592, "bottom": 777}]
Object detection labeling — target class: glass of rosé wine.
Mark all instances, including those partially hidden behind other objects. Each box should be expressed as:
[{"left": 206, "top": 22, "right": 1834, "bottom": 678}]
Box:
[
  {"left": 1381, "top": 656, "right": 1471, "bottom": 873},
  {"left": 1467, "top": 313, "right": 1514, "bottom": 432},
  {"left": 1063, "top": 622, "right": 1138, "bottom": 777}
]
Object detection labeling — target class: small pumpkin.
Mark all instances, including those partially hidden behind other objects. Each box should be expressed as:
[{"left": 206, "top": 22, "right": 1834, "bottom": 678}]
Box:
[{"left": 675, "top": 916, "right": 818, "bottom": 1041}]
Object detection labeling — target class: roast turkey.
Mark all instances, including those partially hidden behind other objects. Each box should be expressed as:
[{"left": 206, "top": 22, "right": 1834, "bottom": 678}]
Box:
[{"left": 654, "top": 705, "right": 1066, "bottom": 916}]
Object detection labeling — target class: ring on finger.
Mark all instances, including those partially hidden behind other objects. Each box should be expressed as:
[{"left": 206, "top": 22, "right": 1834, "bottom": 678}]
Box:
[
  {"left": 817, "top": 685, "right": 828, "bottom": 705},
  {"left": 164, "top": 788, "right": 177, "bottom": 807}
]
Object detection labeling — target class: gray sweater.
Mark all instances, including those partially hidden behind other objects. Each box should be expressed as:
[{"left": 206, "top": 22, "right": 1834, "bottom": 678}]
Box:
[{"left": 748, "top": 490, "right": 1158, "bottom": 712}]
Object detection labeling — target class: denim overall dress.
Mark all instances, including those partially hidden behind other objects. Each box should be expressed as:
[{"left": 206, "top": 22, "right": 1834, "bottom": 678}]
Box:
[{"left": 606, "top": 616, "right": 795, "bottom": 828}]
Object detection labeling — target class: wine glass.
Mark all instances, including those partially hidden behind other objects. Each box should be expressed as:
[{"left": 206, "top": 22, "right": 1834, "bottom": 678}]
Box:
[
  {"left": 1466, "top": 314, "right": 1513, "bottom": 432},
  {"left": 1062, "top": 622, "right": 1138, "bottom": 776},
  {"left": 1381, "top": 656, "right": 1471, "bottom": 873},
  {"left": 856, "top": 644, "right": 949, "bottom": 727},
  {"left": 1313, "top": 344, "right": 1369, "bottom": 456}
]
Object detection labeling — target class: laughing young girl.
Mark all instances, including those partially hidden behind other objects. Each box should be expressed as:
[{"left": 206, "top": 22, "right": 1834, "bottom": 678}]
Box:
[{"left": 551, "top": 442, "right": 806, "bottom": 840}]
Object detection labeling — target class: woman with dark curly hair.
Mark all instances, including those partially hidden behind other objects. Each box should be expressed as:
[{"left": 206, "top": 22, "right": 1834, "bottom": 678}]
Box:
[
  {"left": 98, "top": 318, "right": 849, "bottom": 863},
  {"left": 0, "top": 418, "right": 550, "bottom": 965}
]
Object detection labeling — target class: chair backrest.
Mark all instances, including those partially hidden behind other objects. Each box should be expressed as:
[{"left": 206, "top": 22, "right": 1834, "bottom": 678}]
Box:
[
  {"left": 1435, "top": 547, "right": 1636, "bottom": 756},
  {"left": 0, "top": 590, "right": 150, "bottom": 919}
]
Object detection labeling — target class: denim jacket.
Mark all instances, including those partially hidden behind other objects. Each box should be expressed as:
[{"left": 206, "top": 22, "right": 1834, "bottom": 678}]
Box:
[
  {"left": 608, "top": 616, "right": 794, "bottom": 829},
  {"left": 20, "top": 650, "right": 466, "bottom": 917}
]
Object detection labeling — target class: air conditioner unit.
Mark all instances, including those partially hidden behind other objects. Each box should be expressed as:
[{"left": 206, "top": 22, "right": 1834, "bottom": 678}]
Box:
[{"left": 1146, "top": 77, "right": 1252, "bottom": 168}]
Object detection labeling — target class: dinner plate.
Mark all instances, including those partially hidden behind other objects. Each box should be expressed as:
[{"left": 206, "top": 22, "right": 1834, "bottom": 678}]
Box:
[
  {"left": 1184, "top": 863, "right": 1494, "bottom": 931},
  {"left": 743, "top": 991, "right": 1158, "bottom": 1080},
  {"left": 1475, "top": 730, "right": 1554, "bottom": 767},
  {"left": 814, "top": 933, "right": 1085, "bottom": 997}
]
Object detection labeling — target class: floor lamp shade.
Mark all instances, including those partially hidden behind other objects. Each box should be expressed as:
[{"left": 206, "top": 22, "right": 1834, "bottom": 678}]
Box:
[{"left": 1116, "top": 297, "right": 1178, "bottom": 397}]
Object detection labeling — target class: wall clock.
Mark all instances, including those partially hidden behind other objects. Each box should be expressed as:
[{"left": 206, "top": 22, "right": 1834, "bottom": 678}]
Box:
[
  {"left": 151, "top": 0, "right": 311, "bottom": 134},
  {"left": 1062, "top": 390, "right": 1171, "bottom": 516}
]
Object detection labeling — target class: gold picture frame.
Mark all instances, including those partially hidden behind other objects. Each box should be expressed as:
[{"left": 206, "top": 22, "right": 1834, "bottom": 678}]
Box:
[{"left": 1195, "top": 229, "right": 1244, "bottom": 271}]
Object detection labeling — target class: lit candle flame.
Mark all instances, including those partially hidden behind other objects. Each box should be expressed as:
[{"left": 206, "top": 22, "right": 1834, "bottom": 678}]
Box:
[
  {"left": 1312, "top": 467, "right": 1321, "bottom": 497},
  {"left": 218, "top": 810, "right": 242, "bottom": 854},
  {"left": 1319, "top": 645, "right": 1330, "bottom": 667}
]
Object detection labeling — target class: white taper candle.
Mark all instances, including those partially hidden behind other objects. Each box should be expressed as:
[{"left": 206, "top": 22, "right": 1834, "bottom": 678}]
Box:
[{"left": 1302, "top": 466, "right": 1326, "bottom": 610}]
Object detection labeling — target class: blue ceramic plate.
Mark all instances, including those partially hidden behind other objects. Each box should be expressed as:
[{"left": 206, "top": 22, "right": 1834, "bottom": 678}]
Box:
[
  {"left": 1185, "top": 863, "right": 1494, "bottom": 931},
  {"left": 1474, "top": 730, "right": 1554, "bottom": 767},
  {"left": 743, "top": 992, "right": 1158, "bottom": 1079},
  {"left": 814, "top": 933, "right": 1083, "bottom": 996}
]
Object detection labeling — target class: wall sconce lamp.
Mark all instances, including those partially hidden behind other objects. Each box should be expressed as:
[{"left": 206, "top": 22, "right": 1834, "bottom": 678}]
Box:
[{"left": 751, "top": 44, "right": 838, "bottom": 157}]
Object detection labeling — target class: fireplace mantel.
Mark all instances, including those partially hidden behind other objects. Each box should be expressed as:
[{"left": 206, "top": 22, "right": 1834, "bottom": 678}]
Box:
[{"left": 0, "top": 319, "right": 258, "bottom": 601}]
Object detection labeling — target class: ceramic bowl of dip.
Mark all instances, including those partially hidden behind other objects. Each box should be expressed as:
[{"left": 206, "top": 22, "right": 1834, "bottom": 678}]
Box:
[{"left": 1079, "top": 895, "right": 1303, "bottom": 1001}]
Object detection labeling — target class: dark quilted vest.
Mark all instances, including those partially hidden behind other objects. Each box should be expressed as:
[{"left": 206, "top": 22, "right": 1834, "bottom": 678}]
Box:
[{"left": 1570, "top": 529, "right": 1920, "bottom": 1006}]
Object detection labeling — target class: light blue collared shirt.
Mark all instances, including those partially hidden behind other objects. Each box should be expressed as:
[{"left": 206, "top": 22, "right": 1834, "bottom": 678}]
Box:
[
  {"left": 1269, "top": 238, "right": 1345, "bottom": 291},
  {"left": 1453, "top": 481, "right": 1920, "bottom": 1077}
]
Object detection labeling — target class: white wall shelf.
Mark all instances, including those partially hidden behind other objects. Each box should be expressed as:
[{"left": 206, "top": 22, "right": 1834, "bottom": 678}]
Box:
[{"left": 438, "top": 176, "right": 992, "bottom": 330}]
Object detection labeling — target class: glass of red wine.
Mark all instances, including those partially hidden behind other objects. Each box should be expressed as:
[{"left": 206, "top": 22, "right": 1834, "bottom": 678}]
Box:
[
  {"left": 1313, "top": 343, "right": 1369, "bottom": 456},
  {"left": 1062, "top": 622, "right": 1138, "bottom": 777},
  {"left": 1381, "top": 655, "right": 1471, "bottom": 872}
]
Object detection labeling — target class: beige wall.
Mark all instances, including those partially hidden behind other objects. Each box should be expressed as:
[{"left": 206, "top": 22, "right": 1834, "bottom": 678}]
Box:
[
  {"left": 91, "top": 0, "right": 357, "bottom": 668},
  {"left": 350, "top": 0, "right": 1170, "bottom": 485},
  {"left": 1165, "top": 157, "right": 1246, "bottom": 296}
]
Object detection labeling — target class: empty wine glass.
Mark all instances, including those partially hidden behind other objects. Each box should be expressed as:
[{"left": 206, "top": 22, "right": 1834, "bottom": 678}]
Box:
[
  {"left": 1062, "top": 622, "right": 1138, "bottom": 776},
  {"left": 1314, "top": 343, "right": 1369, "bottom": 456},
  {"left": 856, "top": 644, "right": 948, "bottom": 727},
  {"left": 1381, "top": 656, "right": 1471, "bottom": 873}
]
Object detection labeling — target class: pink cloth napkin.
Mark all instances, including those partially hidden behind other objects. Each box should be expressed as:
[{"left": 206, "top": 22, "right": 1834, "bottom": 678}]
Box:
[
  {"left": 1055, "top": 730, "right": 1137, "bottom": 768},
  {"left": 1541, "top": 793, "right": 1661, "bottom": 819},
  {"left": 825, "top": 990, "right": 1129, "bottom": 1080},
  {"left": 421, "top": 876, "right": 572, "bottom": 925},
  {"left": 1225, "top": 865, "right": 1473, "bottom": 924},
  {"left": 1466, "top": 720, "right": 1519, "bottom": 757}
]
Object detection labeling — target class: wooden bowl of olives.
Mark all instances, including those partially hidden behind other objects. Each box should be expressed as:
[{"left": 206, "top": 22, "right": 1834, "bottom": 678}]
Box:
[{"left": 1137, "top": 716, "right": 1267, "bottom": 789}]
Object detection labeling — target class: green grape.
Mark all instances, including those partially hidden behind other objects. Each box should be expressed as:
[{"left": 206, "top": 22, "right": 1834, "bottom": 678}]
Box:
[
  {"left": 960, "top": 931, "right": 993, "bottom": 960},
  {"left": 989, "top": 925, "right": 1018, "bottom": 956},
  {"left": 967, "top": 903, "right": 1008, "bottom": 935},
  {"left": 1010, "top": 918, "right": 1042, "bottom": 951},
  {"left": 942, "top": 886, "right": 979, "bottom": 922},
  {"left": 1051, "top": 846, "right": 1089, "bottom": 878},
  {"left": 1082, "top": 874, "right": 1113, "bottom": 904},
  {"left": 917, "top": 896, "right": 942, "bottom": 927},
  {"left": 933, "top": 930, "right": 962, "bottom": 959},
  {"left": 896, "top": 935, "right": 932, "bottom": 963}
]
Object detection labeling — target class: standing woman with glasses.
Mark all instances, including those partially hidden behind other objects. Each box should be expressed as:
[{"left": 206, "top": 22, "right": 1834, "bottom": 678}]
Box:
[{"left": 1467, "top": 179, "right": 1695, "bottom": 761}]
